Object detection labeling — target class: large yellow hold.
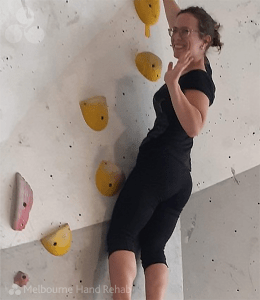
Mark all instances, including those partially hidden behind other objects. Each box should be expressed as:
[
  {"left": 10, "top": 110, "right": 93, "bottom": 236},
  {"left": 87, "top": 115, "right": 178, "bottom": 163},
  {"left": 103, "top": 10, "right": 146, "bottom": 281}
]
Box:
[
  {"left": 96, "top": 161, "right": 125, "bottom": 197},
  {"left": 135, "top": 52, "right": 162, "bottom": 81},
  {"left": 134, "top": 0, "right": 160, "bottom": 37},
  {"left": 41, "top": 223, "right": 72, "bottom": 256},
  {"left": 80, "top": 96, "right": 108, "bottom": 131}
]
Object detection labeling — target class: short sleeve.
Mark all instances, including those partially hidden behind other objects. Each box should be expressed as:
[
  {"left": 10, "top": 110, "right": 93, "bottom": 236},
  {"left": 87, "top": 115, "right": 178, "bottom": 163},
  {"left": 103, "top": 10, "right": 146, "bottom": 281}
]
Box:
[{"left": 179, "top": 68, "right": 216, "bottom": 106}]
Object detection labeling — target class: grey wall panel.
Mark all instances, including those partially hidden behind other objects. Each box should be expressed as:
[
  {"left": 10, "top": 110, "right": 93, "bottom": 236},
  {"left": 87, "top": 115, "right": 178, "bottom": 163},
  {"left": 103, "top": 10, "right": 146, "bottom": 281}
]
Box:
[
  {"left": 1, "top": 219, "right": 184, "bottom": 300},
  {"left": 181, "top": 165, "right": 259, "bottom": 300}
]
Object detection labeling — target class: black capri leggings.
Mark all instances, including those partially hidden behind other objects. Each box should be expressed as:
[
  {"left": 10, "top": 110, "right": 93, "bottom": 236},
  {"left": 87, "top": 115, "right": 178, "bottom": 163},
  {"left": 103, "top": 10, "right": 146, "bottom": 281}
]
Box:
[{"left": 106, "top": 149, "right": 192, "bottom": 271}]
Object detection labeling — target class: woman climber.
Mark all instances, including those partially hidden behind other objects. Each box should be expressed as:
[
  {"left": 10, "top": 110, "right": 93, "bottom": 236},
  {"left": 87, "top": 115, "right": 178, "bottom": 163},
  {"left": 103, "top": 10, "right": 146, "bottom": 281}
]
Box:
[{"left": 107, "top": 1, "right": 223, "bottom": 299}]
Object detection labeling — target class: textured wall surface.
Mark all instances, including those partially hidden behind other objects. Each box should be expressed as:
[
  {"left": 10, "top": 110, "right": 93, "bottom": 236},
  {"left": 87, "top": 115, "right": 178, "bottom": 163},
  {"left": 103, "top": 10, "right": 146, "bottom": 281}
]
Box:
[
  {"left": 1, "top": 0, "right": 259, "bottom": 250},
  {"left": 178, "top": 1, "right": 260, "bottom": 298},
  {"left": 0, "top": 220, "right": 183, "bottom": 300},
  {"left": 1, "top": 1, "right": 184, "bottom": 299},
  {"left": 1, "top": 0, "right": 259, "bottom": 248},
  {"left": 180, "top": 0, "right": 260, "bottom": 190},
  {"left": 1, "top": 0, "right": 260, "bottom": 299},
  {"left": 1, "top": 0, "right": 175, "bottom": 249},
  {"left": 181, "top": 165, "right": 259, "bottom": 300}
]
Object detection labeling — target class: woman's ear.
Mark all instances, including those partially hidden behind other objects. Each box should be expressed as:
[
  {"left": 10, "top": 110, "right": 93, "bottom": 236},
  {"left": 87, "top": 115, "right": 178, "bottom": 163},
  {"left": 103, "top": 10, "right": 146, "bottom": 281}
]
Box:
[{"left": 204, "top": 35, "right": 212, "bottom": 47}]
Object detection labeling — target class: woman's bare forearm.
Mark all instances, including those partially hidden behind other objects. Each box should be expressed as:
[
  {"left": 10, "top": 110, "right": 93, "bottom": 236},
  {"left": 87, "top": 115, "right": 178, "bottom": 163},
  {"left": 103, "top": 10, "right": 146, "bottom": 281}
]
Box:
[{"left": 162, "top": 0, "right": 181, "bottom": 28}]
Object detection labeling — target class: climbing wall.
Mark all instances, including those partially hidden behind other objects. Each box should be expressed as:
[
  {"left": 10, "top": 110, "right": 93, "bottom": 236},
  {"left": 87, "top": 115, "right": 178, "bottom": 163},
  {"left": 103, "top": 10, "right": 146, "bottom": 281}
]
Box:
[
  {"left": 0, "top": 0, "right": 175, "bottom": 249},
  {"left": 181, "top": 165, "right": 259, "bottom": 300},
  {"left": 1, "top": 0, "right": 259, "bottom": 250},
  {"left": 178, "top": 0, "right": 260, "bottom": 299},
  {"left": 1, "top": 0, "right": 259, "bottom": 299},
  {"left": 1, "top": 0, "right": 184, "bottom": 299},
  {"left": 1, "top": 220, "right": 183, "bottom": 300}
]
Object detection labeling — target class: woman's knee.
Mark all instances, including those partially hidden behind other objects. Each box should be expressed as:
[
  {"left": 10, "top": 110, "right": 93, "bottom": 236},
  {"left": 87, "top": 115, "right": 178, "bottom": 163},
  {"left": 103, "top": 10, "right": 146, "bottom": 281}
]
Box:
[
  {"left": 140, "top": 237, "right": 168, "bottom": 270},
  {"left": 140, "top": 247, "right": 168, "bottom": 271},
  {"left": 107, "top": 230, "right": 139, "bottom": 258}
]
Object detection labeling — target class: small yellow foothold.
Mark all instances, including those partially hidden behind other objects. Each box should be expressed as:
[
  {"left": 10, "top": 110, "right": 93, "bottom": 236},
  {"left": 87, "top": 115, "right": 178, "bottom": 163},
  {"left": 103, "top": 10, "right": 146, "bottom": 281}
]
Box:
[
  {"left": 80, "top": 96, "right": 108, "bottom": 131},
  {"left": 134, "top": 0, "right": 160, "bottom": 37},
  {"left": 135, "top": 52, "right": 162, "bottom": 81},
  {"left": 95, "top": 161, "right": 126, "bottom": 197},
  {"left": 41, "top": 223, "right": 72, "bottom": 256}
]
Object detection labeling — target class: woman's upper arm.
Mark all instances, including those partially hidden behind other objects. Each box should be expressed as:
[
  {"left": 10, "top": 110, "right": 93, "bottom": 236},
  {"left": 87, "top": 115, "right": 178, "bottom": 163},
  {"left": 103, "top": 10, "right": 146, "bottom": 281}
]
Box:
[
  {"left": 163, "top": 0, "right": 181, "bottom": 28},
  {"left": 184, "top": 89, "right": 210, "bottom": 126}
]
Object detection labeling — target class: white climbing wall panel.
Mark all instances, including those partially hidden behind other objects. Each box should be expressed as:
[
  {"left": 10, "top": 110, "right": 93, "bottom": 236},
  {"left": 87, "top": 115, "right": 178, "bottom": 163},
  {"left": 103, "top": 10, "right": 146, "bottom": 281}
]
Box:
[
  {"left": 0, "top": 0, "right": 178, "bottom": 249},
  {"left": 1, "top": 0, "right": 259, "bottom": 251}
]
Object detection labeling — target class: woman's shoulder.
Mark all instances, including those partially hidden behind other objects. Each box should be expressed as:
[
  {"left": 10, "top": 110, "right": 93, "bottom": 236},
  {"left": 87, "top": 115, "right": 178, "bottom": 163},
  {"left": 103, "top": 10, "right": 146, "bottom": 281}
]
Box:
[
  {"left": 179, "top": 60, "right": 216, "bottom": 106},
  {"left": 179, "top": 68, "right": 213, "bottom": 87},
  {"left": 181, "top": 57, "right": 212, "bottom": 77}
]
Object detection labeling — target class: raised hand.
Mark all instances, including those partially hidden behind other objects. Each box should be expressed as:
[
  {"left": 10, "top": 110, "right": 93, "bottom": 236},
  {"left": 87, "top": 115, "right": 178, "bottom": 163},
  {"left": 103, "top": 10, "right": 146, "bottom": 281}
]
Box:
[{"left": 164, "top": 43, "right": 194, "bottom": 85}]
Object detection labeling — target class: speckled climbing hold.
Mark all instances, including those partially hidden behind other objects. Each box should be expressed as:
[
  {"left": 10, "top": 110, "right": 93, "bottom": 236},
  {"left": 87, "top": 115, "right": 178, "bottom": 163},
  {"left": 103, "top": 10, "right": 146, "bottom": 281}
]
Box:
[
  {"left": 95, "top": 161, "right": 125, "bottom": 197},
  {"left": 134, "top": 0, "right": 160, "bottom": 37},
  {"left": 135, "top": 52, "right": 162, "bottom": 81},
  {"left": 11, "top": 173, "right": 33, "bottom": 231},
  {"left": 80, "top": 96, "right": 108, "bottom": 131},
  {"left": 14, "top": 271, "right": 29, "bottom": 287},
  {"left": 41, "top": 223, "right": 72, "bottom": 256}
]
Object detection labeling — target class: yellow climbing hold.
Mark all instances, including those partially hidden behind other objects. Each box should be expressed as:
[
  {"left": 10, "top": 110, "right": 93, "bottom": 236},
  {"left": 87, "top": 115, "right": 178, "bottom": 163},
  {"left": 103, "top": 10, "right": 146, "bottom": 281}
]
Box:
[
  {"left": 41, "top": 223, "right": 72, "bottom": 256},
  {"left": 80, "top": 96, "right": 108, "bottom": 131},
  {"left": 135, "top": 52, "right": 162, "bottom": 81},
  {"left": 95, "top": 161, "right": 125, "bottom": 197},
  {"left": 134, "top": 0, "right": 160, "bottom": 37}
]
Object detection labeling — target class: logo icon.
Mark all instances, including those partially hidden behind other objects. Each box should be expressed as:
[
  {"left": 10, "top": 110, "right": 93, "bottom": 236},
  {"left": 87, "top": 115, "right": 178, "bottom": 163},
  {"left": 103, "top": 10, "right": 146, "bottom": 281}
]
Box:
[
  {"left": 8, "top": 284, "right": 22, "bottom": 296},
  {"left": 5, "top": 6, "right": 45, "bottom": 44}
]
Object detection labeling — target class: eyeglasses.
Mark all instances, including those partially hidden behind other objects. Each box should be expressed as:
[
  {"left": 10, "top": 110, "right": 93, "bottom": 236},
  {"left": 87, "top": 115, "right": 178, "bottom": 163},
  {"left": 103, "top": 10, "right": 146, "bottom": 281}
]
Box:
[{"left": 168, "top": 27, "right": 202, "bottom": 39}]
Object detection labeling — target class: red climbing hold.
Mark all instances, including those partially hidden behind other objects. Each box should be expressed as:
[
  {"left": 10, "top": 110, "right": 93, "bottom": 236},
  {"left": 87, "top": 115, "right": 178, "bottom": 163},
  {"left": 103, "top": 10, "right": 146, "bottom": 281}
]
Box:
[
  {"left": 11, "top": 173, "right": 33, "bottom": 231},
  {"left": 14, "top": 271, "right": 29, "bottom": 287}
]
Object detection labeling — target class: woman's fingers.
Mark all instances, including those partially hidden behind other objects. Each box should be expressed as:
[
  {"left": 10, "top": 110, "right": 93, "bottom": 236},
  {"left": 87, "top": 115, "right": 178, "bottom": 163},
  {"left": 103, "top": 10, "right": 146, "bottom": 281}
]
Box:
[
  {"left": 177, "top": 50, "right": 192, "bottom": 66},
  {"left": 183, "top": 50, "right": 193, "bottom": 64},
  {"left": 187, "top": 55, "right": 194, "bottom": 65},
  {"left": 176, "top": 52, "right": 193, "bottom": 72},
  {"left": 184, "top": 54, "right": 194, "bottom": 67},
  {"left": 184, "top": 50, "right": 192, "bottom": 60},
  {"left": 166, "top": 48, "right": 193, "bottom": 79}
]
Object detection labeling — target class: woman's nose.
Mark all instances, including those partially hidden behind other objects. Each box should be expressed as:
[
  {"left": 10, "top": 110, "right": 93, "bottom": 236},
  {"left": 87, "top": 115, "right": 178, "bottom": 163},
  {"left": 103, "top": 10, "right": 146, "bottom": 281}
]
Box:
[{"left": 172, "top": 35, "right": 182, "bottom": 44}]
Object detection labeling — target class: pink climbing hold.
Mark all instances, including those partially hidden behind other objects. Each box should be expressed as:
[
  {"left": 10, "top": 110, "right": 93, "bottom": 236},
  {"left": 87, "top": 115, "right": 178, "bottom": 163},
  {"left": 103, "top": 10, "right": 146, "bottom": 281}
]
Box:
[
  {"left": 14, "top": 271, "right": 29, "bottom": 287},
  {"left": 12, "top": 173, "right": 33, "bottom": 231}
]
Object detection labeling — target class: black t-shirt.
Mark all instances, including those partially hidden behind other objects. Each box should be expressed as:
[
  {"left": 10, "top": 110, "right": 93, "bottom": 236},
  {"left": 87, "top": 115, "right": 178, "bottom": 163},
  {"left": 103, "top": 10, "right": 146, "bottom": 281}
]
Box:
[{"left": 138, "top": 62, "right": 216, "bottom": 171}]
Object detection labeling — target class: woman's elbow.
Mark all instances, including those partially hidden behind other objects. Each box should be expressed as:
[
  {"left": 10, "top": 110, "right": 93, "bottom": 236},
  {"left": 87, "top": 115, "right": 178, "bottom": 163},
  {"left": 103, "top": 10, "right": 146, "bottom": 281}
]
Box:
[
  {"left": 186, "top": 124, "right": 203, "bottom": 138},
  {"left": 186, "top": 130, "right": 198, "bottom": 138}
]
